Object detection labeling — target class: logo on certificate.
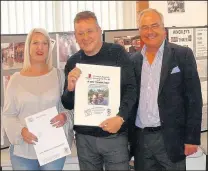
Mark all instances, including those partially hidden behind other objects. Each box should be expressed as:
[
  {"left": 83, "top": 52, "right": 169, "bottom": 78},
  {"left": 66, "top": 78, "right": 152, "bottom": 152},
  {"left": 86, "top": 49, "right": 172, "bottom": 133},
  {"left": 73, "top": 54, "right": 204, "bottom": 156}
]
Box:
[
  {"left": 27, "top": 117, "right": 34, "bottom": 123},
  {"left": 64, "top": 147, "right": 70, "bottom": 154},
  {"left": 107, "top": 109, "right": 111, "bottom": 116}
]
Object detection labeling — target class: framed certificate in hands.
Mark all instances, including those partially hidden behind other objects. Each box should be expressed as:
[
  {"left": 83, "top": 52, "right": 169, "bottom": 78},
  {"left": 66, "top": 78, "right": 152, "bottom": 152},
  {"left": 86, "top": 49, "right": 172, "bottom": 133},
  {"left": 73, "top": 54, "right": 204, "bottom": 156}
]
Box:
[{"left": 74, "top": 63, "right": 120, "bottom": 126}]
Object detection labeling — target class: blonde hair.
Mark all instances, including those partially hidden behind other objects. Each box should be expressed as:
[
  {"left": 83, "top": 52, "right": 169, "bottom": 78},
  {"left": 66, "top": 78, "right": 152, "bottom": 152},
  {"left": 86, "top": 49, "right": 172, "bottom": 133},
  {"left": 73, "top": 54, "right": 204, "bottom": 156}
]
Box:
[{"left": 22, "top": 28, "right": 53, "bottom": 71}]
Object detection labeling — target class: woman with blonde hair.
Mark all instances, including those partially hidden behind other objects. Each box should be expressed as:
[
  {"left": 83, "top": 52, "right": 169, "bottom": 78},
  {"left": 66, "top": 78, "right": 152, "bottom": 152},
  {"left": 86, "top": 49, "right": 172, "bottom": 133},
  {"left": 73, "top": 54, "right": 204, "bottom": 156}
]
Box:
[{"left": 2, "top": 28, "right": 74, "bottom": 170}]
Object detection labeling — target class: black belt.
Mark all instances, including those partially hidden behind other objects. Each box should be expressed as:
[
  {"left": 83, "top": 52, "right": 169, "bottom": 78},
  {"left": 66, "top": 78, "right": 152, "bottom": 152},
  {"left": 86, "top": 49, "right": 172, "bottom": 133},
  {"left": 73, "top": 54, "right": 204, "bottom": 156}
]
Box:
[{"left": 136, "top": 126, "right": 161, "bottom": 132}]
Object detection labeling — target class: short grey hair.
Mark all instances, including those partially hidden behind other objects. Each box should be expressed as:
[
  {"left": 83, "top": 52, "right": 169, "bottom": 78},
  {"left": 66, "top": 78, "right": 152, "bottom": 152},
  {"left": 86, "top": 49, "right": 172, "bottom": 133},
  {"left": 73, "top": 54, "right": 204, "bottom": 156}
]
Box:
[
  {"left": 22, "top": 28, "right": 53, "bottom": 71},
  {"left": 74, "top": 11, "right": 100, "bottom": 26},
  {"left": 138, "top": 8, "right": 164, "bottom": 26}
]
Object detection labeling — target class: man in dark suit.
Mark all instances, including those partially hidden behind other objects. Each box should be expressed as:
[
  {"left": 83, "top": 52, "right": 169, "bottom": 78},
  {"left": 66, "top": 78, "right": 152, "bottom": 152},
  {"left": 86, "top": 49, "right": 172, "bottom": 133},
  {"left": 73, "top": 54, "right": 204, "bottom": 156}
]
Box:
[{"left": 129, "top": 8, "right": 203, "bottom": 170}]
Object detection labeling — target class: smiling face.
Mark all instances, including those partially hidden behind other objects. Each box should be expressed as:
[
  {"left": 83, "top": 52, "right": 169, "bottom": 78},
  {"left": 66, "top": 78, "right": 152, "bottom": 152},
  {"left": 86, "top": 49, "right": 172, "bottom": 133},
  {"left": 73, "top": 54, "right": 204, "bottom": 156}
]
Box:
[
  {"left": 74, "top": 18, "right": 102, "bottom": 56},
  {"left": 29, "top": 32, "right": 49, "bottom": 64},
  {"left": 138, "top": 11, "right": 166, "bottom": 50},
  {"left": 98, "top": 93, "right": 104, "bottom": 101},
  {"left": 92, "top": 94, "right": 98, "bottom": 104}
]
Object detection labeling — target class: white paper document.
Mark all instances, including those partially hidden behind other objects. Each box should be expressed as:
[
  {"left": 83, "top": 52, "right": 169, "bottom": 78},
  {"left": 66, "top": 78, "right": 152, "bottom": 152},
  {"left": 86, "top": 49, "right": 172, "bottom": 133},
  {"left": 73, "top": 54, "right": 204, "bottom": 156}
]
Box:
[
  {"left": 25, "top": 106, "right": 71, "bottom": 166},
  {"left": 74, "top": 63, "right": 120, "bottom": 126}
]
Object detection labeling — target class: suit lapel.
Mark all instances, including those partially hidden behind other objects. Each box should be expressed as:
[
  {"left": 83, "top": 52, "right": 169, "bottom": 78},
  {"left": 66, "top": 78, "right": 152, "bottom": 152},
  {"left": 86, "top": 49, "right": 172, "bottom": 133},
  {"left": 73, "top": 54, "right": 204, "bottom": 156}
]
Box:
[
  {"left": 134, "top": 54, "right": 143, "bottom": 80},
  {"left": 133, "top": 53, "right": 143, "bottom": 98},
  {"left": 158, "top": 42, "right": 173, "bottom": 95}
]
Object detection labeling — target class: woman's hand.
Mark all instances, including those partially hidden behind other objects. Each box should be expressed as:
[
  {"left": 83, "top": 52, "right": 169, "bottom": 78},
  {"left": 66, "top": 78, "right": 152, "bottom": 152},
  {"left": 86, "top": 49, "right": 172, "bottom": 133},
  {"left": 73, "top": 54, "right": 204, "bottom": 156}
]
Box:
[
  {"left": 21, "top": 127, "right": 38, "bottom": 144},
  {"left": 50, "top": 113, "right": 67, "bottom": 128}
]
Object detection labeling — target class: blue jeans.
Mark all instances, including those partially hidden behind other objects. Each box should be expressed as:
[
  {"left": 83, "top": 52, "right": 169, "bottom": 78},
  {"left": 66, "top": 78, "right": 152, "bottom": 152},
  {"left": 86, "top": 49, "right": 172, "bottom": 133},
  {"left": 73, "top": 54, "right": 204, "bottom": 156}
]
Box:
[{"left": 10, "top": 145, "right": 66, "bottom": 170}]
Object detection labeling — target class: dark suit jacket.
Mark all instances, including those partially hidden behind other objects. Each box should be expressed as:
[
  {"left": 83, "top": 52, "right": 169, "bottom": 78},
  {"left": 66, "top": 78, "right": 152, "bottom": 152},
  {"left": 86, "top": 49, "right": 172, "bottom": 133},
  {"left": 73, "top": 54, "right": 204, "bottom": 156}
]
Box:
[{"left": 129, "top": 40, "right": 203, "bottom": 163}]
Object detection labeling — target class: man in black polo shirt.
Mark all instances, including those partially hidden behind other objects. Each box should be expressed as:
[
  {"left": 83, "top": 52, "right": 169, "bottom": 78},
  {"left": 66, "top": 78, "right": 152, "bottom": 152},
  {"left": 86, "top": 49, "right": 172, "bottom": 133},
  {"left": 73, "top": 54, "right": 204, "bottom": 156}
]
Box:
[{"left": 61, "top": 11, "right": 137, "bottom": 170}]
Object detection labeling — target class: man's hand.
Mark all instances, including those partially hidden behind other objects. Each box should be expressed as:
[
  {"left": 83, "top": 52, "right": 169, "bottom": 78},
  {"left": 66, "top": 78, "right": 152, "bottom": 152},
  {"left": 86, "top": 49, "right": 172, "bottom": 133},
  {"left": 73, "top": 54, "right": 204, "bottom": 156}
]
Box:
[
  {"left": 184, "top": 144, "right": 198, "bottom": 156},
  {"left": 21, "top": 127, "right": 38, "bottom": 144},
  {"left": 50, "top": 113, "right": 67, "bottom": 128},
  {"left": 67, "top": 67, "right": 81, "bottom": 91},
  {"left": 99, "top": 116, "right": 124, "bottom": 133}
]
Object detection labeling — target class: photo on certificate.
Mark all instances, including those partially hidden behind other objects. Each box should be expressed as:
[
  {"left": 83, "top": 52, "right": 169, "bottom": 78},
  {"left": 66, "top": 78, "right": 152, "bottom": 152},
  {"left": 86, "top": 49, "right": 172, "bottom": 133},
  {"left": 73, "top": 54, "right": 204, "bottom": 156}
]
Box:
[{"left": 88, "top": 84, "right": 109, "bottom": 106}]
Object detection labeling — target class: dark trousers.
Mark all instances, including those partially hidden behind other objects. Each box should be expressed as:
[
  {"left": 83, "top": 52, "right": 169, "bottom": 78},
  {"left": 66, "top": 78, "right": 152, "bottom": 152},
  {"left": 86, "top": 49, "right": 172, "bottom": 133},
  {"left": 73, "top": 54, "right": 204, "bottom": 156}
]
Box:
[
  {"left": 134, "top": 128, "right": 186, "bottom": 171},
  {"left": 75, "top": 133, "right": 129, "bottom": 171}
]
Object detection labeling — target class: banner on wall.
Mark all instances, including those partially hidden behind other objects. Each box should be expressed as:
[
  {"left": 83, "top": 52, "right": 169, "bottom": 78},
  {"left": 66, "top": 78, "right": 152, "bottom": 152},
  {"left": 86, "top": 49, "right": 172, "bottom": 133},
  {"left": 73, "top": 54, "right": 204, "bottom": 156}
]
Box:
[
  {"left": 195, "top": 27, "right": 207, "bottom": 58},
  {"left": 168, "top": 28, "right": 194, "bottom": 51}
]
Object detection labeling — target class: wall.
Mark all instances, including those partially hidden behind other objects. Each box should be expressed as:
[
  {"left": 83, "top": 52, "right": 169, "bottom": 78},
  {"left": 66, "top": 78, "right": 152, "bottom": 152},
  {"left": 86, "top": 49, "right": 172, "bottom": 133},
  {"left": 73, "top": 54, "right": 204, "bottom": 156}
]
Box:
[{"left": 149, "top": 1, "right": 207, "bottom": 27}]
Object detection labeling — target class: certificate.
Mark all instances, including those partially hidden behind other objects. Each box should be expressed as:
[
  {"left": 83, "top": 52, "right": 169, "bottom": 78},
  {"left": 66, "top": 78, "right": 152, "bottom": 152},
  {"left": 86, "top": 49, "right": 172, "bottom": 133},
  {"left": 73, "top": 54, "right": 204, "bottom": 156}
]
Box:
[
  {"left": 74, "top": 63, "right": 120, "bottom": 126},
  {"left": 25, "top": 107, "right": 71, "bottom": 166}
]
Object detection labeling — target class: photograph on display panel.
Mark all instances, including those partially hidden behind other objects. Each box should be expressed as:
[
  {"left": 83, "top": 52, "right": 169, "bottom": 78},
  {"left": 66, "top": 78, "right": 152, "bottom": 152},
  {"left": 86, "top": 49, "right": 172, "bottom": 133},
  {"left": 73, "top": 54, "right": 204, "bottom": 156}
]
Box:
[
  {"left": 1, "top": 43, "right": 15, "bottom": 70},
  {"left": 103, "top": 29, "right": 144, "bottom": 55},
  {"left": 114, "top": 35, "right": 144, "bottom": 53},
  {"left": 167, "top": 1, "right": 185, "bottom": 13},
  {"left": 56, "top": 32, "right": 80, "bottom": 69},
  {"left": 14, "top": 42, "right": 25, "bottom": 66},
  {"left": 168, "top": 28, "right": 194, "bottom": 51},
  {"left": 195, "top": 27, "right": 207, "bottom": 58}
]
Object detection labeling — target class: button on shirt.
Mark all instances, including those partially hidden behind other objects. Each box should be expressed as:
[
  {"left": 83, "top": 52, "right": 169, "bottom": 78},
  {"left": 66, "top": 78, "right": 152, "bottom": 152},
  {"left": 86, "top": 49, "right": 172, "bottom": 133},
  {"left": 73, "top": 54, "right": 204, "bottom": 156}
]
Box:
[{"left": 136, "top": 41, "right": 165, "bottom": 128}]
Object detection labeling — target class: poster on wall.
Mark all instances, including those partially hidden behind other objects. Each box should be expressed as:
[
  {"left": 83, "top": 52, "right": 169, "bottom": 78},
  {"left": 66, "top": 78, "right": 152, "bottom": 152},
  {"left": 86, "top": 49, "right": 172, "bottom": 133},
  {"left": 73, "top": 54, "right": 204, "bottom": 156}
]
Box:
[
  {"left": 167, "top": 1, "right": 185, "bottom": 13},
  {"left": 56, "top": 32, "right": 80, "bottom": 69},
  {"left": 168, "top": 28, "right": 194, "bottom": 51},
  {"left": 14, "top": 42, "right": 25, "bottom": 68},
  {"left": 103, "top": 29, "right": 144, "bottom": 55},
  {"left": 195, "top": 27, "right": 207, "bottom": 58},
  {"left": 1, "top": 42, "right": 25, "bottom": 70},
  {"left": 1, "top": 43, "right": 15, "bottom": 70},
  {"left": 114, "top": 35, "right": 144, "bottom": 53}
]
